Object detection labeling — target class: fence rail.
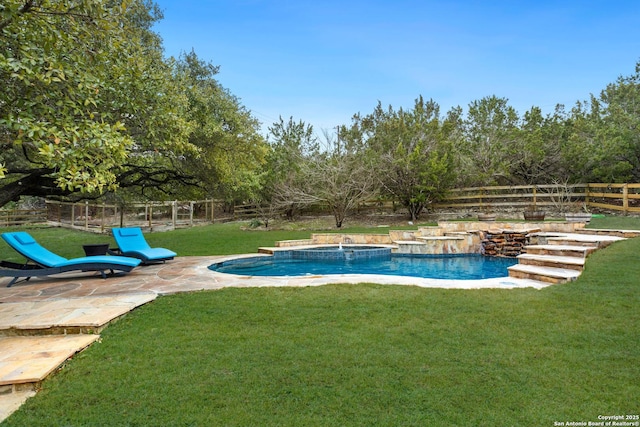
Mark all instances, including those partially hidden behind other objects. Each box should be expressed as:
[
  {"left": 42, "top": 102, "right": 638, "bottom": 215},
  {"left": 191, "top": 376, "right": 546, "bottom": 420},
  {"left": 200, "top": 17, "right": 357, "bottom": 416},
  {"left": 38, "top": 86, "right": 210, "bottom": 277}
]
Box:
[
  {"left": 434, "top": 183, "right": 640, "bottom": 213},
  {"left": 1, "top": 183, "right": 640, "bottom": 231},
  {"left": 585, "top": 183, "right": 640, "bottom": 213},
  {"left": 433, "top": 184, "right": 588, "bottom": 211},
  {"left": 44, "top": 200, "right": 224, "bottom": 232},
  {"left": 0, "top": 209, "right": 48, "bottom": 226}
]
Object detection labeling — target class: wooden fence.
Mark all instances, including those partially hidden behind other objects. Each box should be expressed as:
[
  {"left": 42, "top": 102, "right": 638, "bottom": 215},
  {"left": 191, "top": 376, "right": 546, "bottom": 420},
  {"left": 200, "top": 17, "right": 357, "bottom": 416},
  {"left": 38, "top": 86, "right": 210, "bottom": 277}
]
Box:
[
  {"left": 42, "top": 200, "right": 266, "bottom": 232},
  {"left": 433, "top": 184, "right": 588, "bottom": 212},
  {"left": 44, "top": 200, "right": 223, "bottom": 232},
  {"left": 585, "top": 183, "right": 640, "bottom": 213},
  {"left": 1, "top": 183, "right": 639, "bottom": 231},
  {"left": 0, "top": 208, "right": 48, "bottom": 226},
  {"left": 433, "top": 183, "right": 640, "bottom": 214}
]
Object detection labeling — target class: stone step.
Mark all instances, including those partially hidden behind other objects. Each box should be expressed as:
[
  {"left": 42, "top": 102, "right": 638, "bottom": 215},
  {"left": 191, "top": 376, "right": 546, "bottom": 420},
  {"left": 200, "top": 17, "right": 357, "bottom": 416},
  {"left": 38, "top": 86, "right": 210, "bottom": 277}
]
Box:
[
  {"left": 0, "top": 293, "right": 157, "bottom": 419},
  {"left": 546, "top": 239, "right": 600, "bottom": 247},
  {"left": 0, "top": 335, "right": 99, "bottom": 391},
  {"left": 546, "top": 234, "right": 623, "bottom": 248},
  {"left": 576, "top": 228, "right": 640, "bottom": 238},
  {"left": 508, "top": 264, "right": 581, "bottom": 284},
  {"left": 416, "top": 226, "right": 443, "bottom": 237},
  {"left": 415, "top": 235, "right": 465, "bottom": 241},
  {"left": 523, "top": 244, "right": 596, "bottom": 258},
  {"left": 0, "top": 390, "right": 36, "bottom": 421},
  {"left": 0, "top": 293, "right": 156, "bottom": 336},
  {"left": 517, "top": 253, "right": 585, "bottom": 271}
]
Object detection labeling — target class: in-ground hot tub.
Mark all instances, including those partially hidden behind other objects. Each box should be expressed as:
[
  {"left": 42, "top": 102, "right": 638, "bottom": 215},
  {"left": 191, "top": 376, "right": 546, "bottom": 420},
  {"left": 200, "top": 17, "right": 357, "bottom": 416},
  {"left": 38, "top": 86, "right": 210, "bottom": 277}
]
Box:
[{"left": 279, "top": 245, "right": 392, "bottom": 261}]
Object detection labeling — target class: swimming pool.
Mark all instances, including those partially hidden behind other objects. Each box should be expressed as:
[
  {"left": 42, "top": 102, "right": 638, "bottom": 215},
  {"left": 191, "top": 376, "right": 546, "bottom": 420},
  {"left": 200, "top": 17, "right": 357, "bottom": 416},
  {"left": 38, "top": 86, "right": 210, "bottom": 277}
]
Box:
[{"left": 209, "top": 253, "right": 517, "bottom": 280}]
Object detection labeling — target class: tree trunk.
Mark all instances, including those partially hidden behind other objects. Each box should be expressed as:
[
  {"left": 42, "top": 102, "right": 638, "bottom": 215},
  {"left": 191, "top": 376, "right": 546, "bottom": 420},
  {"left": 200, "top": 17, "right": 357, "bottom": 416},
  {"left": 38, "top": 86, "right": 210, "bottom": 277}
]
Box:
[
  {"left": 0, "top": 172, "right": 59, "bottom": 207},
  {"left": 407, "top": 202, "right": 424, "bottom": 221},
  {"left": 332, "top": 205, "right": 346, "bottom": 228}
]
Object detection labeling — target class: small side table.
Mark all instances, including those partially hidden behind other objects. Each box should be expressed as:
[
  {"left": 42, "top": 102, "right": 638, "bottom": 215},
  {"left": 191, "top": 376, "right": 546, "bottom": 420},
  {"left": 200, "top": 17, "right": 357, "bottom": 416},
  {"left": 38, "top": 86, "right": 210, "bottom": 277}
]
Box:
[{"left": 82, "top": 244, "right": 110, "bottom": 256}]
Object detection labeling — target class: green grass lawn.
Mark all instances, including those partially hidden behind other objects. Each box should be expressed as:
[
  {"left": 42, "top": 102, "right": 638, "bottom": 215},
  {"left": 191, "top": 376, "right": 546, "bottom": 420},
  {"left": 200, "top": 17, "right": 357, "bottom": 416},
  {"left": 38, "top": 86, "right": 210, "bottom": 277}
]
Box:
[
  {"left": 1, "top": 218, "right": 639, "bottom": 426},
  {"left": 0, "top": 221, "right": 431, "bottom": 261},
  {"left": 2, "top": 214, "right": 638, "bottom": 259}
]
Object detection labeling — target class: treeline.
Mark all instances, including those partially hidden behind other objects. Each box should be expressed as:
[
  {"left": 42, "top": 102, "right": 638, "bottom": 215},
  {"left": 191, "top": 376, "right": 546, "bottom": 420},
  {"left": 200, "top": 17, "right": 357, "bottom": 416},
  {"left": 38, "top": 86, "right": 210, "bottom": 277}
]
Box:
[
  {"left": 1, "top": 1, "right": 639, "bottom": 228},
  {"left": 257, "top": 65, "right": 640, "bottom": 225}
]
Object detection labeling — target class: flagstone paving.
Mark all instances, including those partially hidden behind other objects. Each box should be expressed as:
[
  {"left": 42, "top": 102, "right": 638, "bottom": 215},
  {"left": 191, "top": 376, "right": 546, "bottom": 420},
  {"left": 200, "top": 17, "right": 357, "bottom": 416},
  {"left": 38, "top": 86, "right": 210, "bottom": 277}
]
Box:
[
  {"left": 0, "top": 335, "right": 100, "bottom": 387},
  {"left": 0, "top": 254, "right": 550, "bottom": 422},
  {"left": 0, "top": 293, "right": 157, "bottom": 334}
]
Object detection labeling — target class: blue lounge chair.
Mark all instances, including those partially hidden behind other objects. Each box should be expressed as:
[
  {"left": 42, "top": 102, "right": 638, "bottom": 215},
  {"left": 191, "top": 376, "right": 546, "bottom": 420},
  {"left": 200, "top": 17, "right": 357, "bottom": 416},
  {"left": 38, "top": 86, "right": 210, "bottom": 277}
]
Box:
[
  {"left": 111, "top": 227, "right": 176, "bottom": 264},
  {"left": 0, "top": 231, "right": 141, "bottom": 287}
]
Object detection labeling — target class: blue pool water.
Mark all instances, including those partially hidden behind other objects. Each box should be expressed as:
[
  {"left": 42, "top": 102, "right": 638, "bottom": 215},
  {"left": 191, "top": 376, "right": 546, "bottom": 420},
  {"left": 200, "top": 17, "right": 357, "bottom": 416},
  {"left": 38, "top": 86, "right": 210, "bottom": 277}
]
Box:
[{"left": 210, "top": 254, "right": 517, "bottom": 280}]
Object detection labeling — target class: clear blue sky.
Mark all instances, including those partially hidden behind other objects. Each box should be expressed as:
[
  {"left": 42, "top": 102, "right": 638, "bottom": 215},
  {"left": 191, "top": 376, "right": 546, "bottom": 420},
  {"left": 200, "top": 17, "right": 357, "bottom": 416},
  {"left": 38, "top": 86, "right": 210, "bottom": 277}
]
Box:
[{"left": 152, "top": 0, "right": 640, "bottom": 135}]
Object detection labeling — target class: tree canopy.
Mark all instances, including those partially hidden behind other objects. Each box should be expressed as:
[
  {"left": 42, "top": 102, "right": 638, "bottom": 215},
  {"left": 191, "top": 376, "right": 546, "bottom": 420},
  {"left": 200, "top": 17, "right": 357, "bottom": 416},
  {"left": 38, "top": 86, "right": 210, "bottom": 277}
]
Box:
[
  {"left": 0, "top": 0, "right": 265, "bottom": 206},
  {"left": 1, "top": 0, "right": 639, "bottom": 226},
  {"left": 348, "top": 97, "right": 458, "bottom": 220},
  {"left": 176, "top": 51, "right": 267, "bottom": 203}
]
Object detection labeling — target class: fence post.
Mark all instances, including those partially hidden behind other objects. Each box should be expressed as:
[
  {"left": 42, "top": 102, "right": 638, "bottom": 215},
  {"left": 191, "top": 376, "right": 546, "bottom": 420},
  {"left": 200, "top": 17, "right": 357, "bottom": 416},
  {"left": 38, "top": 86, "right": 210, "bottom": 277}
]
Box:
[
  {"left": 623, "top": 183, "right": 629, "bottom": 215},
  {"left": 172, "top": 201, "right": 177, "bottom": 228},
  {"left": 585, "top": 183, "right": 590, "bottom": 209},
  {"left": 101, "top": 203, "right": 106, "bottom": 233},
  {"left": 189, "top": 201, "right": 194, "bottom": 227},
  {"left": 532, "top": 186, "right": 537, "bottom": 207},
  {"left": 84, "top": 201, "right": 89, "bottom": 230},
  {"left": 148, "top": 204, "right": 152, "bottom": 229}
]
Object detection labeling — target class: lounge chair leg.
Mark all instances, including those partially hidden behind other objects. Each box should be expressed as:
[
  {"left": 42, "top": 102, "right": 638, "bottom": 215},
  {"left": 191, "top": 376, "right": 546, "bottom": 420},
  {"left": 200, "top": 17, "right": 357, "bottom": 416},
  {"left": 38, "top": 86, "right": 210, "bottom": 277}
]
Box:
[{"left": 7, "top": 276, "right": 29, "bottom": 287}]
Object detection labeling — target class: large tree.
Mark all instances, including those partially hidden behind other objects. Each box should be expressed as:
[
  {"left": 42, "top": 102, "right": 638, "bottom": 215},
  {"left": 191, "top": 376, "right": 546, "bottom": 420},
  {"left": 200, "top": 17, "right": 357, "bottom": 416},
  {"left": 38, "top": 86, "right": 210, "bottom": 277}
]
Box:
[
  {"left": 576, "top": 60, "right": 640, "bottom": 182},
  {"left": 0, "top": 0, "right": 196, "bottom": 206},
  {"left": 258, "top": 116, "right": 318, "bottom": 224},
  {"left": 459, "top": 95, "right": 519, "bottom": 186},
  {"left": 507, "top": 105, "right": 568, "bottom": 185},
  {"left": 175, "top": 51, "right": 267, "bottom": 203},
  {"left": 266, "top": 120, "right": 377, "bottom": 228},
  {"left": 353, "top": 97, "right": 458, "bottom": 221},
  {"left": 281, "top": 131, "right": 378, "bottom": 228}
]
